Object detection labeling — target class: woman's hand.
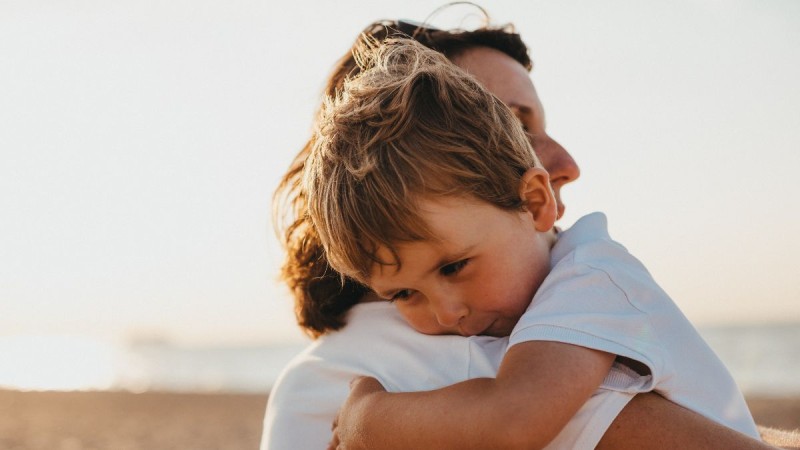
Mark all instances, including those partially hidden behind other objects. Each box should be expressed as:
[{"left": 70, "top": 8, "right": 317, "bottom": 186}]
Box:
[{"left": 327, "top": 376, "right": 388, "bottom": 450}]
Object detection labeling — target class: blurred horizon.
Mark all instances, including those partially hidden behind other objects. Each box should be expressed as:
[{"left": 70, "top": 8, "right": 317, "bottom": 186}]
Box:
[
  {"left": 2, "top": 322, "right": 800, "bottom": 394},
  {"left": 2, "top": 0, "right": 799, "bottom": 368}
]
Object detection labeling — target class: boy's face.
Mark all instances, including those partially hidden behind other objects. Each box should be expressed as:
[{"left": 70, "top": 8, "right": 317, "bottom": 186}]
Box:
[{"left": 368, "top": 194, "right": 554, "bottom": 337}]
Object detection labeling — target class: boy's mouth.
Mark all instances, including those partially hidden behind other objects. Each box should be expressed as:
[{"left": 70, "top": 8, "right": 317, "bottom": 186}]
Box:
[
  {"left": 462, "top": 318, "right": 499, "bottom": 337},
  {"left": 482, "top": 318, "right": 515, "bottom": 337}
]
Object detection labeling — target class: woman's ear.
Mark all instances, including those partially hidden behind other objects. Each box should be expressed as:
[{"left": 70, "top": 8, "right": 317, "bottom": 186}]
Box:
[{"left": 519, "top": 167, "right": 558, "bottom": 232}]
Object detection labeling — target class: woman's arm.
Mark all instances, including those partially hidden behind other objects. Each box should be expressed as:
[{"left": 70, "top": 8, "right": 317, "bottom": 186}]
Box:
[
  {"left": 330, "top": 385, "right": 792, "bottom": 450},
  {"left": 329, "top": 340, "right": 614, "bottom": 450},
  {"left": 597, "top": 392, "right": 785, "bottom": 449}
]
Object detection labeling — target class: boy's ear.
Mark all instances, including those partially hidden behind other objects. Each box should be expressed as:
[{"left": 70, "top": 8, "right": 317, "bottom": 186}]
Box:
[{"left": 519, "top": 167, "right": 557, "bottom": 232}]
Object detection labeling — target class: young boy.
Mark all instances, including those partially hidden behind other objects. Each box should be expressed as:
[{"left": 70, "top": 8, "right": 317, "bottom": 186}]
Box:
[{"left": 304, "top": 38, "right": 760, "bottom": 449}]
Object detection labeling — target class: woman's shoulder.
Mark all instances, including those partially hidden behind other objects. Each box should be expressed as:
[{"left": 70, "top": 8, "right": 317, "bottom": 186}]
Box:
[
  {"left": 277, "top": 301, "right": 506, "bottom": 392},
  {"left": 276, "top": 302, "right": 420, "bottom": 374}
]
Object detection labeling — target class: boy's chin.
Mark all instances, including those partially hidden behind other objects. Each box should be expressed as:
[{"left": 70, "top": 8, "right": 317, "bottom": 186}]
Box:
[
  {"left": 474, "top": 319, "right": 513, "bottom": 338},
  {"left": 415, "top": 319, "right": 512, "bottom": 338}
]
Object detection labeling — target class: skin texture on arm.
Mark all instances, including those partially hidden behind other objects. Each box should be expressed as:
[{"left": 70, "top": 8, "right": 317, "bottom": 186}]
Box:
[
  {"left": 330, "top": 385, "right": 791, "bottom": 450},
  {"left": 596, "top": 392, "right": 784, "bottom": 450},
  {"left": 329, "top": 341, "right": 614, "bottom": 450}
]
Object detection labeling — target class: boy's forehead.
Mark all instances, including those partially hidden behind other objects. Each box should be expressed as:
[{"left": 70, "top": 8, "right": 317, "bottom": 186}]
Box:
[{"left": 369, "top": 238, "right": 442, "bottom": 272}]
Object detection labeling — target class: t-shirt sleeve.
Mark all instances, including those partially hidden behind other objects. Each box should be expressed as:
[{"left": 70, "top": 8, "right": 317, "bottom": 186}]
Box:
[
  {"left": 545, "top": 362, "right": 653, "bottom": 449},
  {"left": 545, "top": 386, "right": 635, "bottom": 449},
  {"left": 509, "top": 260, "right": 665, "bottom": 390}
]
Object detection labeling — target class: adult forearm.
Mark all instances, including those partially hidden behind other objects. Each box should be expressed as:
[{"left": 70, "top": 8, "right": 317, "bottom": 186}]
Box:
[{"left": 597, "top": 393, "right": 778, "bottom": 450}]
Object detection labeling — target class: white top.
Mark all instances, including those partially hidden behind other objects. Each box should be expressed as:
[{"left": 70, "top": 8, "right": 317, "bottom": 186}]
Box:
[
  {"left": 510, "top": 212, "right": 760, "bottom": 438},
  {"left": 261, "top": 301, "right": 646, "bottom": 450}
]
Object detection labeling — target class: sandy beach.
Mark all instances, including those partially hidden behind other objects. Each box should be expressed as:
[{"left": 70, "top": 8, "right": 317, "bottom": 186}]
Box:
[
  {"left": 1, "top": 389, "right": 798, "bottom": 449},
  {"left": 0, "top": 390, "right": 267, "bottom": 450}
]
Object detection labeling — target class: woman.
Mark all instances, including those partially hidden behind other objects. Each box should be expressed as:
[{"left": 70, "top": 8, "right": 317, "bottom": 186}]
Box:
[{"left": 263, "top": 18, "right": 787, "bottom": 450}]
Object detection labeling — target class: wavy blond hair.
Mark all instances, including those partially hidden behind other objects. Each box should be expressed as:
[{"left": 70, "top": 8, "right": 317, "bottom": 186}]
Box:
[
  {"left": 274, "top": 22, "right": 533, "bottom": 337},
  {"left": 304, "top": 37, "right": 541, "bottom": 284}
]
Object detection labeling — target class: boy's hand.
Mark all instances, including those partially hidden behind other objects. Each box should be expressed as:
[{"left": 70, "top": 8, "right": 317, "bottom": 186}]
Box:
[{"left": 327, "top": 376, "right": 387, "bottom": 450}]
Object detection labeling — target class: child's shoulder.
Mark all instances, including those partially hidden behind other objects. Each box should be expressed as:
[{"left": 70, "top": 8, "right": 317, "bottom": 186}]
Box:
[
  {"left": 554, "top": 212, "right": 624, "bottom": 263},
  {"left": 552, "top": 212, "right": 652, "bottom": 286}
]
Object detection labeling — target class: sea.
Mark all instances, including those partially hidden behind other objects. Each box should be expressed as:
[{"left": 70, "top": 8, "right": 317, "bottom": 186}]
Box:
[{"left": 1, "top": 323, "right": 799, "bottom": 395}]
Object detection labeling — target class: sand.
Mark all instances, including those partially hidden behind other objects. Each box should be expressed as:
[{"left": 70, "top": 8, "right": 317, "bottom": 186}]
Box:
[
  {"left": 0, "top": 389, "right": 798, "bottom": 449},
  {"left": 0, "top": 390, "right": 267, "bottom": 450}
]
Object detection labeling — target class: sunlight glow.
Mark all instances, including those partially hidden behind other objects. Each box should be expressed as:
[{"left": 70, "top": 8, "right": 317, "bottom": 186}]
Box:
[{"left": 0, "top": 335, "right": 117, "bottom": 391}]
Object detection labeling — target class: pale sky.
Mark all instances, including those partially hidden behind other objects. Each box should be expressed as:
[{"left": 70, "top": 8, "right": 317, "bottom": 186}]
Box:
[{"left": 2, "top": 0, "right": 799, "bottom": 346}]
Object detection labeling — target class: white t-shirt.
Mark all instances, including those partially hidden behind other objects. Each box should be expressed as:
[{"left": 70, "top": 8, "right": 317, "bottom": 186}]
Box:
[
  {"left": 261, "top": 301, "right": 646, "bottom": 450},
  {"left": 511, "top": 212, "right": 760, "bottom": 438}
]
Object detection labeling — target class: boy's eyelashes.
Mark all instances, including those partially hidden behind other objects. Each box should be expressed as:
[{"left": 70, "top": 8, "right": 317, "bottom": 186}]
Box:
[
  {"left": 381, "top": 259, "right": 470, "bottom": 303},
  {"left": 440, "top": 259, "right": 469, "bottom": 276},
  {"left": 388, "top": 289, "right": 413, "bottom": 303}
]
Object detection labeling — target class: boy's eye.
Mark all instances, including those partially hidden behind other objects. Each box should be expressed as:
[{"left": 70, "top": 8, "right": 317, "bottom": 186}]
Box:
[
  {"left": 440, "top": 259, "right": 468, "bottom": 276},
  {"left": 390, "top": 289, "right": 413, "bottom": 302}
]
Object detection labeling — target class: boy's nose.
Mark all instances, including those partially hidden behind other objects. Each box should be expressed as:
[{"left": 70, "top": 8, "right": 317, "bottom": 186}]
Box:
[{"left": 431, "top": 296, "right": 468, "bottom": 329}]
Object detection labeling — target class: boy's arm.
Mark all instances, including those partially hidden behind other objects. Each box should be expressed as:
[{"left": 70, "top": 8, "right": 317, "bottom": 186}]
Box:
[{"left": 329, "top": 341, "right": 614, "bottom": 450}]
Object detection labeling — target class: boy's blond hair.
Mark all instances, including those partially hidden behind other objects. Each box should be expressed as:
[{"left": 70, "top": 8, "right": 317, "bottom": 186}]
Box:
[{"left": 304, "top": 37, "right": 542, "bottom": 283}]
